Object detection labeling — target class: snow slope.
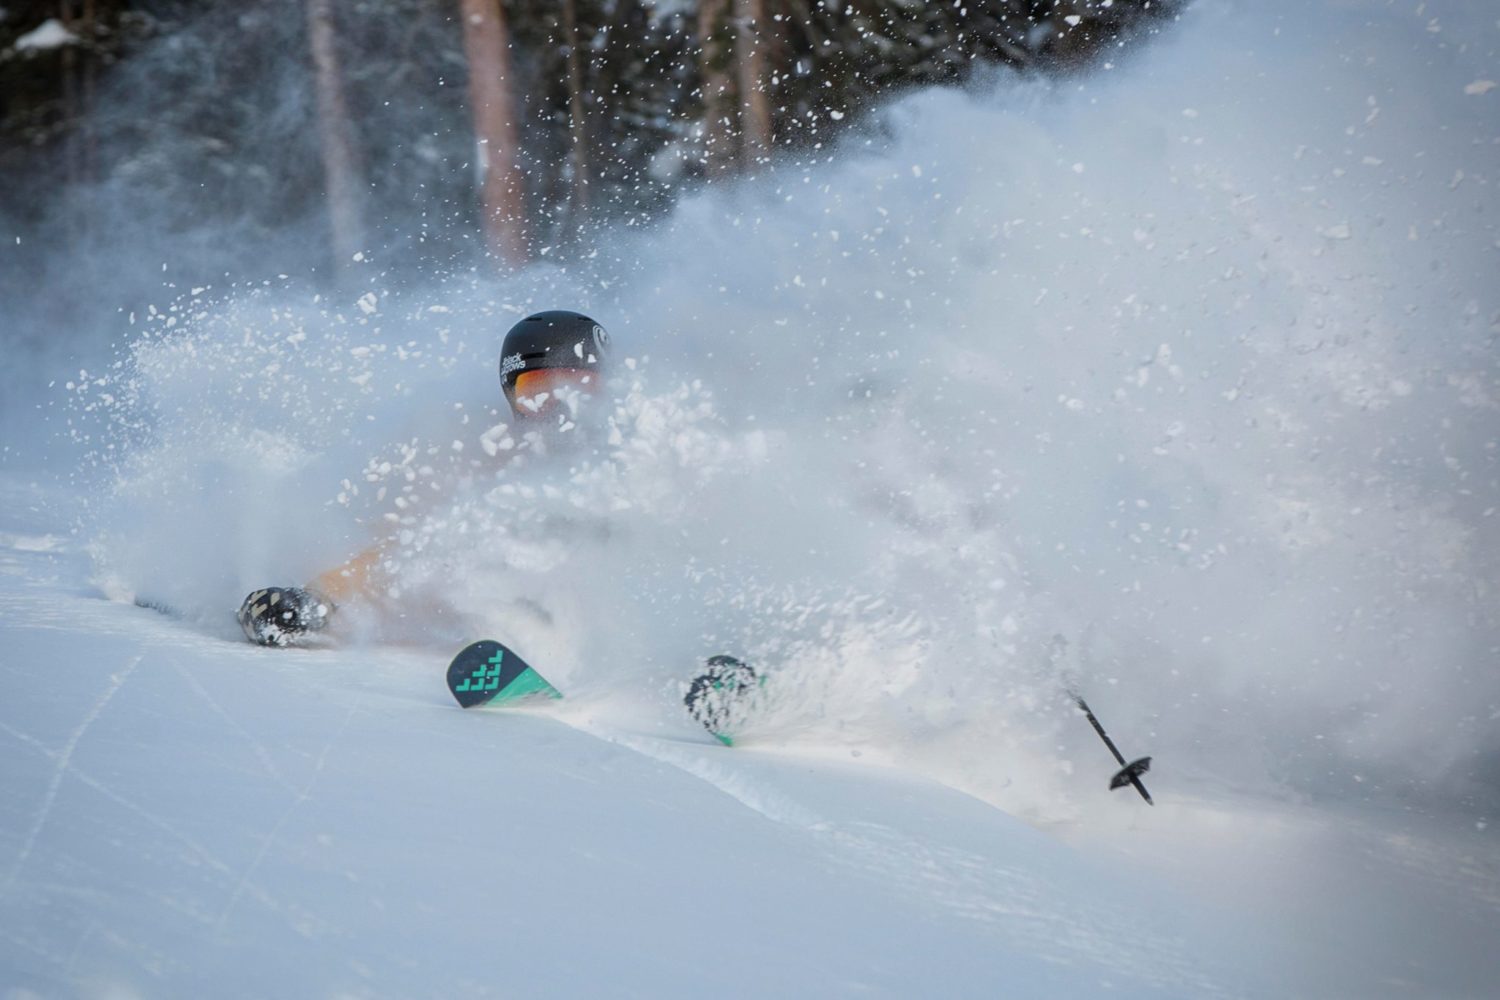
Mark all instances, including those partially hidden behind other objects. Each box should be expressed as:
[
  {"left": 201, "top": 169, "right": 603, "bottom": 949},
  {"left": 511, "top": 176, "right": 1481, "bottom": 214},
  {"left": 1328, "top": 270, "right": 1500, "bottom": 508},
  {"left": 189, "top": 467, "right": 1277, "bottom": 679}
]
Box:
[
  {"left": 1, "top": 483, "right": 1498, "bottom": 998},
  {"left": 2, "top": 483, "right": 1498, "bottom": 999},
  {"left": 1, "top": 476, "right": 1261, "bottom": 999}
]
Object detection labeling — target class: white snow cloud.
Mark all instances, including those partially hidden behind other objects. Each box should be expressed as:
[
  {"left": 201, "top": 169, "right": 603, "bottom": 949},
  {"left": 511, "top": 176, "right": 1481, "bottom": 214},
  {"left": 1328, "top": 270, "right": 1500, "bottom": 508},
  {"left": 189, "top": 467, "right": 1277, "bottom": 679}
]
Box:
[{"left": 54, "top": 0, "right": 1500, "bottom": 819}]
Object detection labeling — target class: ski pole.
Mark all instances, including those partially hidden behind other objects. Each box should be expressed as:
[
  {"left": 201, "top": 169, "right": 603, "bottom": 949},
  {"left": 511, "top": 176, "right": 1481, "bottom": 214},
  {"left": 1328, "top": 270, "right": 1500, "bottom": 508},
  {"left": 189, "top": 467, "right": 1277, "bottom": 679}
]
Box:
[{"left": 1071, "top": 693, "right": 1154, "bottom": 805}]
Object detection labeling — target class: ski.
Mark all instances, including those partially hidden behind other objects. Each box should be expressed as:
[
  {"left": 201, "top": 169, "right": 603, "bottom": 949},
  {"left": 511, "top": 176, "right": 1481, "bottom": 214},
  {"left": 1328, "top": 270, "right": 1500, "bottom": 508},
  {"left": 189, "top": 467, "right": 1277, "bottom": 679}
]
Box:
[
  {"left": 134, "top": 596, "right": 182, "bottom": 618},
  {"left": 446, "top": 639, "right": 562, "bottom": 709}
]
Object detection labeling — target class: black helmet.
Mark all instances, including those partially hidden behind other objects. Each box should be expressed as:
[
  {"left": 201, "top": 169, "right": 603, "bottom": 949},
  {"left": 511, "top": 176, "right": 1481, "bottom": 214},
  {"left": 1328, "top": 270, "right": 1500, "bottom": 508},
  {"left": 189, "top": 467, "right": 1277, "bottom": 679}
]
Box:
[{"left": 498, "top": 310, "right": 611, "bottom": 412}]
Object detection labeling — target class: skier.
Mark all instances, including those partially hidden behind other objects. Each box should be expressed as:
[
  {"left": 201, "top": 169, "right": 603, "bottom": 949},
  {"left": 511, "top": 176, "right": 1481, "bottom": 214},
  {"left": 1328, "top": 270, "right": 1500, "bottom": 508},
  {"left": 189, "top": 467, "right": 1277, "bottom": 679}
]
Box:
[{"left": 235, "top": 309, "right": 611, "bottom": 646}]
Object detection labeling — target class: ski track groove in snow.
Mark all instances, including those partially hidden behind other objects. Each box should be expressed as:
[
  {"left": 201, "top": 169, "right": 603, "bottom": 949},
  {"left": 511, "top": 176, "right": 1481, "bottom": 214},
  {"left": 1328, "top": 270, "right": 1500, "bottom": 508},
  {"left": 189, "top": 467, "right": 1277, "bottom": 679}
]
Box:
[
  {"left": 0, "top": 710, "right": 291, "bottom": 931},
  {"left": 1, "top": 650, "right": 144, "bottom": 900},
  {"left": 61, "top": 917, "right": 102, "bottom": 981},
  {"left": 560, "top": 712, "right": 1223, "bottom": 996},
  {"left": 582, "top": 724, "right": 829, "bottom": 828},
  {"left": 172, "top": 657, "right": 301, "bottom": 797},
  {"left": 819, "top": 822, "right": 1220, "bottom": 997},
  {"left": 33, "top": 737, "right": 284, "bottom": 919},
  {"left": 216, "top": 695, "right": 363, "bottom": 932}
]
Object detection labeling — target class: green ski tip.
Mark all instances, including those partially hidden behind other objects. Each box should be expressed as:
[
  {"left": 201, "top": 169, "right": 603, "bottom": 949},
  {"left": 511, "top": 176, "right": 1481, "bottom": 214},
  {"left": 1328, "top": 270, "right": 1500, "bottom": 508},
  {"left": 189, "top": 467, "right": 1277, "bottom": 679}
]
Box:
[
  {"left": 446, "top": 639, "right": 561, "bottom": 709},
  {"left": 490, "top": 666, "right": 563, "bottom": 704}
]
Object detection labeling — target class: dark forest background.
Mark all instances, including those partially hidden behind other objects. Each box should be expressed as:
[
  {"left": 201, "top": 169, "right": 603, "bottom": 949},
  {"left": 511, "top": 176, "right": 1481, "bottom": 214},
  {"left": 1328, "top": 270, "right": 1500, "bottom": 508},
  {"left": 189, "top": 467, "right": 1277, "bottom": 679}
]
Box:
[{"left": 1, "top": 0, "right": 1179, "bottom": 351}]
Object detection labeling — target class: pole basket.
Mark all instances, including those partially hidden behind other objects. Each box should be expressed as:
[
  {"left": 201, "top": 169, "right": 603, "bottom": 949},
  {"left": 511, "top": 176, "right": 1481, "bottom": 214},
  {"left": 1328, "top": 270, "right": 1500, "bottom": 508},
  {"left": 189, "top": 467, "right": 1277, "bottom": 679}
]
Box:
[{"left": 1110, "top": 756, "right": 1152, "bottom": 792}]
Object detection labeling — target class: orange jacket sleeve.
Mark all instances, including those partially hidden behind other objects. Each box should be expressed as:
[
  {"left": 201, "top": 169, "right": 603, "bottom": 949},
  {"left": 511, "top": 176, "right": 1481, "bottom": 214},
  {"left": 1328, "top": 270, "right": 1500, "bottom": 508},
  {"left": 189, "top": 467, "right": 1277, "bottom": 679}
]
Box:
[{"left": 309, "top": 545, "right": 387, "bottom": 605}]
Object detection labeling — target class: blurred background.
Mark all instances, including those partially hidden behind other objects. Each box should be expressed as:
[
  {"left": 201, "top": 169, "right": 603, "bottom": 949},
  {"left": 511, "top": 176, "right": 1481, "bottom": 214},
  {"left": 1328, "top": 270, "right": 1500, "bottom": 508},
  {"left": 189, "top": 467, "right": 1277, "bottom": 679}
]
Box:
[{"left": 0, "top": 0, "right": 1173, "bottom": 399}]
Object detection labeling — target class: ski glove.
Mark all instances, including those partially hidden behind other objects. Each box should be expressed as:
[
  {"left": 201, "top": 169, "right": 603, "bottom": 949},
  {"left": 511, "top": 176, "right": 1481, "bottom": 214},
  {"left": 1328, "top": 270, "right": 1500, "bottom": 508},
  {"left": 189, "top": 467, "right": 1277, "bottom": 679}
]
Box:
[{"left": 236, "top": 587, "right": 334, "bottom": 646}]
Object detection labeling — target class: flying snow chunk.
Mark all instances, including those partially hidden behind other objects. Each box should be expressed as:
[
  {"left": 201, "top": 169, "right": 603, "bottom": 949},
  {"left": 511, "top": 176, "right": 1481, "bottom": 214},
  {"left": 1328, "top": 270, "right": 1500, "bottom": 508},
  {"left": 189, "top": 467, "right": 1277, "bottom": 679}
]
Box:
[
  {"left": 15, "top": 19, "right": 78, "bottom": 50},
  {"left": 1464, "top": 80, "right": 1496, "bottom": 96},
  {"left": 0, "top": 533, "right": 63, "bottom": 553},
  {"left": 357, "top": 292, "right": 378, "bottom": 314},
  {"left": 1064, "top": 14, "right": 1082, "bottom": 27}
]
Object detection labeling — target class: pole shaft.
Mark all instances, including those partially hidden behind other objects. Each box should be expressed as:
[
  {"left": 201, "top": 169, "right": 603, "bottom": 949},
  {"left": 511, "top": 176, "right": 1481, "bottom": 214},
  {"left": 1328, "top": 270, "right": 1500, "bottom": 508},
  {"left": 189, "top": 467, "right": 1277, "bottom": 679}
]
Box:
[
  {"left": 1075, "top": 697, "right": 1128, "bottom": 766},
  {"left": 1073, "top": 695, "right": 1154, "bottom": 805}
]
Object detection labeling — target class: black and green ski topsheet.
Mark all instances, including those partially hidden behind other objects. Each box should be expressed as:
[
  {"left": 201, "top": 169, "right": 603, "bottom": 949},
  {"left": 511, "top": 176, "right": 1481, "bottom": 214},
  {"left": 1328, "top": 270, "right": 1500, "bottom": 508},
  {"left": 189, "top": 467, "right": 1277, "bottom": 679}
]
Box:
[{"left": 446, "top": 639, "right": 562, "bottom": 709}]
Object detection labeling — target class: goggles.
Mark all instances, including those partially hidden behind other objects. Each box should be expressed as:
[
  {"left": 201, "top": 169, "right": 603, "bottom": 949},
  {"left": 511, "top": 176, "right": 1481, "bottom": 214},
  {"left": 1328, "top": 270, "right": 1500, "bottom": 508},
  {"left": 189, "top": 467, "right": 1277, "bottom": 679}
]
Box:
[{"left": 509, "top": 367, "right": 596, "bottom": 415}]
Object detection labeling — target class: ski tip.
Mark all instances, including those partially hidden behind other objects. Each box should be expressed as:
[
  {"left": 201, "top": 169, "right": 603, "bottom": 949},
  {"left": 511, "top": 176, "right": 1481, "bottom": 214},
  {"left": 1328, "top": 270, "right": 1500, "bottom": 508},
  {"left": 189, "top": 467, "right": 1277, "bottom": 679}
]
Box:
[{"left": 446, "top": 639, "right": 560, "bottom": 709}]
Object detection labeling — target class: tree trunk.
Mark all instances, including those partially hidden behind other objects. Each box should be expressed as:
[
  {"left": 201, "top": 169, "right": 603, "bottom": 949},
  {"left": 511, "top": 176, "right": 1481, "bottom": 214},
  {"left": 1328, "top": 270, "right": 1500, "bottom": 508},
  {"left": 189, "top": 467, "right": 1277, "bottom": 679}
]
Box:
[
  {"left": 459, "top": 0, "right": 528, "bottom": 267},
  {"left": 59, "top": 0, "right": 79, "bottom": 198},
  {"left": 82, "top": 0, "right": 98, "bottom": 186},
  {"left": 561, "top": 0, "right": 590, "bottom": 230},
  {"left": 697, "top": 0, "right": 736, "bottom": 178},
  {"left": 734, "top": 0, "right": 772, "bottom": 168},
  {"left": 305, "top": 0, "right": 366, "bottom": 280}
]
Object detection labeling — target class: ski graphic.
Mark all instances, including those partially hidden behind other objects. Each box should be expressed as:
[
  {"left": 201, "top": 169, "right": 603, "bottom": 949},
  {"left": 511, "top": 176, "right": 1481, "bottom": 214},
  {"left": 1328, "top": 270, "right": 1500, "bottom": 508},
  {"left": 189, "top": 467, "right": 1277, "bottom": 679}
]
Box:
[{"left": 446, "top": 639, "right": 562, "bottom": 709}]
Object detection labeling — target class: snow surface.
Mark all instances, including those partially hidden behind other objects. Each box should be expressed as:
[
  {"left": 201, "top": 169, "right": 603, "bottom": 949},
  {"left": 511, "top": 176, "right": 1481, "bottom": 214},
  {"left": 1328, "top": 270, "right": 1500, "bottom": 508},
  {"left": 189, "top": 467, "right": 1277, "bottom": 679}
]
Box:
[
  {"left": 2, "top": 474, "right": 1497, "bottom": 998},
  {"left": 0, "top": 478, "right": 1235, "bottom": 998},
  {"left": 3, "top": 0, "right": 1500, "bottom": 995}
]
